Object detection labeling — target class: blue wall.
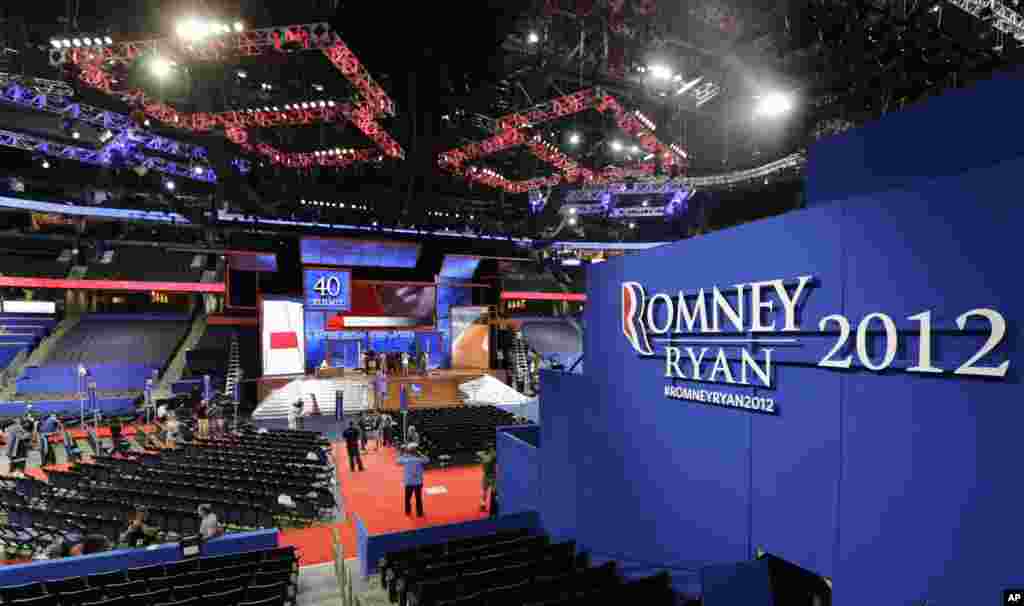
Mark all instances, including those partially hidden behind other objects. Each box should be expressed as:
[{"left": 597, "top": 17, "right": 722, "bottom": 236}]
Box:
[
  {"left": 536, "top": 70, "right": 1024, "bottom": 605},
  {"left": 496, "top": 429, "right": 540, "bottom": 516},
  {"left": 0, "top": 529, "right": 277, "bottom": 586}
]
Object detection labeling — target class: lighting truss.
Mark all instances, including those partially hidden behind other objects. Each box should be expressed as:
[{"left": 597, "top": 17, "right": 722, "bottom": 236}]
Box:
[
  {"left": 0, "top": 73, "right": 75, "bottom": 97},
  {"left": 946, "top": 0, "right": 1024, "bottom": 41},
  {"left": 0, "top": 79, "right": 250, "bottom": 174},
  {"left": 0, "top": 129, "right": 215, "bottom": 183},
  {"left": 438, "top": 88, "right": 689, "bottom": 192},
  {"left": 52, "top": 22, "right": 403, "bottom": 166}
]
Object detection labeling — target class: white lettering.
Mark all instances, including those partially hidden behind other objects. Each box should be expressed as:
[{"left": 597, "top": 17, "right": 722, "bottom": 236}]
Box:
[
  {"left": 675, "top": 289, "right": 710, "bottom": 333},
  {"left": 646, "top": 293, "right": 674, "bottom": 334},
  {"left": 748, "top": 281, "right": 776, "bottom": 332},
  {"left": 740, "top": 348, "right": 773, "bottom": 388},
  {"left": 665, "top": 346, "right": 686, "bottom": 378},
  {"left": 711, "top": 286, "right": 745, "bottom": 332},
  {"left": 708, "top": 349, "right": 735, "bottom": 384},
  {"left": 685, "top": 347, "right": 709, "bottom": 379},
  {"left": 774, "top": 276, "right": 813, "bottom": 331}
]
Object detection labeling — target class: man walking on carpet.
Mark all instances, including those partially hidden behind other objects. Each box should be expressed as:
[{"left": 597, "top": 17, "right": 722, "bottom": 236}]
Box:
[
  {"left": 398, "top": 444, "right": 429, "bottom": 517},
  {"left": 342, "top": 421, "right": 365, "bottom": 472}
]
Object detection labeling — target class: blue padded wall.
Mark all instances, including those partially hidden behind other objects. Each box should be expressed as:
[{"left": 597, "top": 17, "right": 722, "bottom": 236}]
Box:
[
  {"left": 541, "top": 171, "right": 1024, "bottom": 603},
  {"left": 535, "top": 69, "right": 1024, "bottom": 604},
  {"left": 497, "top": 429, "right": 540, "bottom": 516}
]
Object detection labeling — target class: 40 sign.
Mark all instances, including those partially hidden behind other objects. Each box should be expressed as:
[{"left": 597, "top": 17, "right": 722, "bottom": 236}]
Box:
[{"left": 621, "top": 276, "right": 1009, "bottom": 413}]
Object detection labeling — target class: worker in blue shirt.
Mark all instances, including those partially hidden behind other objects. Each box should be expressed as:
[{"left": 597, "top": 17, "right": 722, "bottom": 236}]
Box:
[{"left": 397, "top": 445, "right": 429, "bottom": 517}]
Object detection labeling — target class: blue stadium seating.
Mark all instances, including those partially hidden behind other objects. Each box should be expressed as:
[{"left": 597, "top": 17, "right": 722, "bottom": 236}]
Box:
[
  {"left": 15, "top": 314, "right": 187, "bottom": 395},
  {"left": 0, "top": 314, "right": 56, "bottom": 371}
]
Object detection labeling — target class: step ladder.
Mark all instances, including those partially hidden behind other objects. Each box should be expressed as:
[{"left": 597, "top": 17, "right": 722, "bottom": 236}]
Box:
[{"left": 223, "top": 334, "right": 242, "bottom": 399}]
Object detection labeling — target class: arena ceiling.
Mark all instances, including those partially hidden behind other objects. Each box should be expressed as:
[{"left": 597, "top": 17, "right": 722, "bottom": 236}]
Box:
[{"left": 0, "top": 0, "right": 1021, "bottom": 241}]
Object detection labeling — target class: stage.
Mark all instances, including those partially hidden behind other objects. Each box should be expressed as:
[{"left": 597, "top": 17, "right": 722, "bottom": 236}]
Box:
[{"left": 253, "top": 368, "right": 507, "bottom": 419}]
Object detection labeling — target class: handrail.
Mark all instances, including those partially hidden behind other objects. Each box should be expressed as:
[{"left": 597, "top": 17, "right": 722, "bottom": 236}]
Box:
[{"left": 333, "top": 527, "right": 361, "bottom": 606}]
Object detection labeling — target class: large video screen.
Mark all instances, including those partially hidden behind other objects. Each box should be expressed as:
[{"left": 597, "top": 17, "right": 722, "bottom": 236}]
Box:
[
  {"left": 261, "top": 298, "right": 306, "bottom": 376},
  {"left": 323, "top": 283, "right": 436, "bottom": 329},
  {"left": 303, "top": 268, "right": 352, "bottom": 311},
  {"left": 300, "top": 237, "right": 421, "bottom": 268}
]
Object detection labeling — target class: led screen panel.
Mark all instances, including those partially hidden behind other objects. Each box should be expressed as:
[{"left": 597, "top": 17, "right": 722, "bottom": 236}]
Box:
[
  {"left": 439, "top": 255, "right": 481, "bottom": 280},
  {"left": 261, "top": 298, "right": 305, "bottom": 376},
  {"left": 322, "top": 283, "right": 436, "bottom": 330},
  {"left": 303, "top": 268, "right": 352, "bottom": 311},
  {"left": 228, "top": 252, "right": 278, "bottom": 272},
  {"left": 451, "top": 306, "right": 490, "bottom": 369},
  {"left": 301, "top": 237, "right": 421, "bottom": 268}
]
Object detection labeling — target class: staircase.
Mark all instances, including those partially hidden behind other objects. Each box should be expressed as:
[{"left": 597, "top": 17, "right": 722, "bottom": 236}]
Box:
[
  {"left": 0, "top": 313, "right": 81, "bottom": 399},
  {"left": 153, "top": 314, "right": 208, "bottom": 400}
]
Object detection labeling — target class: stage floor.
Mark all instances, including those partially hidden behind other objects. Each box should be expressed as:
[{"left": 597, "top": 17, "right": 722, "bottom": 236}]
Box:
[{"left": 334, "top": 443, "right": 488, "bottom": 534}]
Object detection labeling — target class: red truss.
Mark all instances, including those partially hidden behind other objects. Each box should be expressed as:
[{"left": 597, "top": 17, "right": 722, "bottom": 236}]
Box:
[
  {"left": 58, "top": 23, "right": 403, "bottom": 167},
  {"left": 438, "top": 88, "right": 689, "bottom": 192}
]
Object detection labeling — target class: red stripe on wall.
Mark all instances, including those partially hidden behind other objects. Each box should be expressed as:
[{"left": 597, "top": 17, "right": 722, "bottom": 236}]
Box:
[
  {"left": 500, "top": 291, "right": 587, "bottom": 302},
  {"left": 0, "top": 277, "right": 225, "bottom": 293}
]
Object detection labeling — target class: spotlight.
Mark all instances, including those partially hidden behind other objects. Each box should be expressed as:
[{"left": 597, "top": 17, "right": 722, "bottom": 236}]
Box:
[
  {"left": 71, "top": 130, "right": 80, "bottom": 140},
  {"left": 144, "top": 119, "right": 151, "bottom": 127},
  {"left": 629, "top": 222, "right": 636, "bottom": 229},
  {"left": 99, "top": 130, "right": 114, "bottom": 143},
  {"left": 236, "top": 69, "right": 247, "bottom": 79},
  {"left": 527, "top": 31, "right": 540, "bottom": 44},
  {"left": 630, "top": 145, "right": 639, "bottom": 153},
  {"left": 164, "top": 180, "right": 175, "bottom": 191},
  {"left": 568, "top": 217, "right": 577, "bottom": 226},
  {"left": 72, "top": 38, "right": 82, "bottom": 47},
  {"left": 755, "top": 92, "right": 793, "bottom": 117},
  {"left": 568, "top": 132, "right": 581, "bottom": 145},
  {"left": 193, "top": 165, "right": 204, "bottom": 175},
  {"left": 150, "top": 56, "right": 173, "bottom": 79},
  {"left": 233, "top": 21, "right": 244, "bottom": 32},
  {"left": 61, "top": 39, "right": 71, "bottom": 48},
  {"left": 610, "top": 140, "right": 623, "bottom": 152},
  {"left": 312, "top": 84, "right": 324, "bottom": 92},
  {"left": 50, "top": 39, "right": 62, "bottom": 48},
  {"left": 83, "top": 37, "right": 93, "bottom": 45},
  {"left": 41, "top": 160, "right": 50, "bottom": 169},
  {"left": 104, "top": 36, "right": 113, "bottom": 44},
  {"left": 648, "top": 64, "right": 673, "bottom": 80},
  {"left": 568, "top": 207, "right": 577, "bottom": 214}
]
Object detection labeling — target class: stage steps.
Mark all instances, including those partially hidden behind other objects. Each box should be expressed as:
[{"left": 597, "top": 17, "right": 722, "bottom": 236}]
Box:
[
  {"left": 154, "top": 314, "right": 208, "bottom": 400},
  {"left": 251, "top": 376, "right": 371, "bottom": 420}
]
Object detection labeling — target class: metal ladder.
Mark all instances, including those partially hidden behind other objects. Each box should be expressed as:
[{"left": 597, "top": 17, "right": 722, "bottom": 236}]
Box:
[
  {"left": 223, "top": 334, "right": 242, "bottom": 398},
  {"left": 512, "top": 331, "right": 530, "bottom": 393}
]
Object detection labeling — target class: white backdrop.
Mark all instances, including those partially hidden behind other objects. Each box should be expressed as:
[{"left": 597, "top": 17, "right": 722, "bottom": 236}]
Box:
[{"left": 261, "top": 299, "right": 306, "bottom": 376}]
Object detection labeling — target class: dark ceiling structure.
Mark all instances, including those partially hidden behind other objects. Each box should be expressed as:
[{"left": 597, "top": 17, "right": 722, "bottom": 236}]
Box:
[{"left": 0, "top": 0, "right": 1020, "bottom": 242}]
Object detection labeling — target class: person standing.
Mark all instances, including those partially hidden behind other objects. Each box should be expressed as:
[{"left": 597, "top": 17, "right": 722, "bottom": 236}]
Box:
[
  {"left": 195, "top": 400, "right": 209, "bottom": 439},
  {"left": 400, "top": 351, "right": 410, "bottom": 376},
  {"left": 292, "top": 399, "right": 304, "bottom": 430},
  {"left": 359, "top": 413, "right": 372, "bottom": 452},
  {"left": 398, "top": 445, "right": 429, "bottom": 517},
  {"left": 197, "top": 504, "right": 223, "bottom": 539},
  {"left": 342, "top": 421, "right": 364, "bottom": 472},
  {"left": 375, "top": 369, "right": 387, "bottom": 411},
  {"left": 39, "top": 413, "right": 59, "bottom": 464},
  {"left": 479, "top": 449, "right": 497, "bottom": 512},
  {"left": 406, "top": 424, "right": 419, "bottom": 447},
  {"left": 108, "top": 415, "right": 123, "bottom": 454}
]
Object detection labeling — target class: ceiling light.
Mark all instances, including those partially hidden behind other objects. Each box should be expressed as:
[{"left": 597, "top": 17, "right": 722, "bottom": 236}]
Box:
[
  {"left": 313, "top": 84, "right": 324, "bottom": 92},
  {"left": 568, "top": 217, "right": 577, "bottom": 226},
  {"left": 629, "top": 222, "right": 636, "bottom": 229},
  {"left": 755, "top": 92, "right": 793, "bottom": 117},
  {"left": 71, "top": 130, "right": 80, "bottom": 140},
  {"left": 51, "top": 39, "right": 62, "bottom": 48},
  {"left": 610, "top": 140, "right": 623, "bottom": 152},
  {"left": 41, "top": 160, "right": 50, "bottom": 169},
  {"left": 233, "top": 22, "right": 244, "bottom": 32},
  {"left": 193, "top": 165, "right": 204, "bottom": 175},
  {"left": 144, "top": 119, "right": 151, "bottom": 127},
  {"left": 630, "top": 145, "right": 639, "bottom": 153},
  {"left": 104, "top": 36, "right": 113, "bottom": 44},
  {"left": 328, "top": 100, "right": 336, "bottom": 107},
  {"left": 236, "top": 69, "right": 247, "bottom": 79},
  {"left": 61, "top": 39, "right": 71, "bottom": 47},
  {"left": 150, "top": 56, "right": 173, "bottom": 79},
  {"left": 568, "top": 132, "right": 581, "bottom": 145},
  {"left": 165, "top": 180, "right": 175, "bottom": 191},
  {"left": 648, "top": 64, "right": 672, "bottom": 80},
  {"left": 527, "top": 31, "right": 540, "bottom": 44},
  {"left": 568, "top": 207, "right": 577, "bottom": 214},
  {"left": 72, "top": 38, "right": 82, "bottom": 47}
]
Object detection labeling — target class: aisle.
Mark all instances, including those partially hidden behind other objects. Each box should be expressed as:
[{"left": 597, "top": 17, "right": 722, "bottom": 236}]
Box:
[{"left": 333, "top": 443, "right": 487, "bottom": 534}]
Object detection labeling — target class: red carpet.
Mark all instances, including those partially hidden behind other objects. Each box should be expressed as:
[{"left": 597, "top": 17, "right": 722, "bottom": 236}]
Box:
[{"left": 334, "top": 443, "right": 488, "bottom": 534}]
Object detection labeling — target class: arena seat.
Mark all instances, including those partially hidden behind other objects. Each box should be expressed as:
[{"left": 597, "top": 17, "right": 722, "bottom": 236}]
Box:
[
  {"left": 86, "top": 248, "right": 204, "bottom": 283},
  {"left": 379, "top": 530, "right": 675, "bottom": 606},
  {"left": 0, "top": 314, "right": 57, "bottom": 371},
  {"left": 404, "top": 406, "right": 522, "bottom": 465},
  {"left": 15, "top": 315, "right": 188, "bottom": 396}
]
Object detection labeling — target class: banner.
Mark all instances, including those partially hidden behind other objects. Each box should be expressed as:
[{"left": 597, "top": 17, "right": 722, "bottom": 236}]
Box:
[{"left": 261, "top": 298, "right": 306, "bottom": 376}]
